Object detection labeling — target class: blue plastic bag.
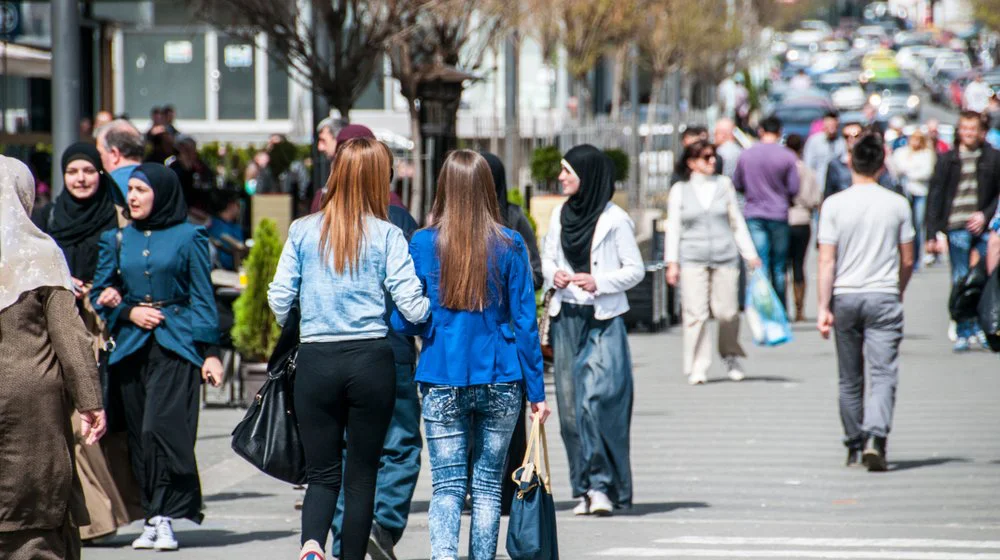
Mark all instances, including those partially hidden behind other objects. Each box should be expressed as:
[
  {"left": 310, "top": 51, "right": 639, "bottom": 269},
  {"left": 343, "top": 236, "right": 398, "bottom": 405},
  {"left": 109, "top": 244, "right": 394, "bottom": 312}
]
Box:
[{"left": 744, "top": 269, "right": 793, "bottom": 347}]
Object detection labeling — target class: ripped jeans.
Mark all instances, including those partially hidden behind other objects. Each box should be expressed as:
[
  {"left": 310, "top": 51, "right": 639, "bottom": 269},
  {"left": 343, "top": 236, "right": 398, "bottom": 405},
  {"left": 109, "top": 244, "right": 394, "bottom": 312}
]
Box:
[{"left": 421, "top": 383, "right": 523, "bottom": 560}]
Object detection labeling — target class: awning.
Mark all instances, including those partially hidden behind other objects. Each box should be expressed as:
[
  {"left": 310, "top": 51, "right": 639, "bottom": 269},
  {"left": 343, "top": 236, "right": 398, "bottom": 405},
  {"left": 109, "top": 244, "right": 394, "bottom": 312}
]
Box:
[{"left": 0, "top": 42, "right": 52, "bottom": 78}]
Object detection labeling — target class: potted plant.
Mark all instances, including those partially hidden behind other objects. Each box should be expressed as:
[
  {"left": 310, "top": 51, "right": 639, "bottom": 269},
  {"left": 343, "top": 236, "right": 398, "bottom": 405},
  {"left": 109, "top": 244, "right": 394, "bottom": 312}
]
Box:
[{"left": 232, "top": 218, "right": 283, "bottom": 403}]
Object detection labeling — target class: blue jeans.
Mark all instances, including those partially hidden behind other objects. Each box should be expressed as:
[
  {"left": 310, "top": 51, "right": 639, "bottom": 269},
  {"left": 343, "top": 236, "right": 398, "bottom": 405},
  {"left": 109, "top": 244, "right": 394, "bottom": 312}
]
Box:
[
  {"left": 912, "top": 195, "right": 926, "bottom": 269},
  {"left": 948, "top": 229, "right": 989, "bottom": 338},
  {"left": 330, "top": 363, "right": 422, "bottom": 556},
  {"left": 422, "top": 382, "right": 522, "bottom": 560},
  {"left": 747, "top": 218, "right": 791, "bottom": 303}
]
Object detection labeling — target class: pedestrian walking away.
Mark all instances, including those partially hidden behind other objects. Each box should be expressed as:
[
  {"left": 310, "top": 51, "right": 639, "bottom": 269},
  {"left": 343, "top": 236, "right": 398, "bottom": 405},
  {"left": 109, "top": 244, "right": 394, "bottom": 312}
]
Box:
[
  {"left": 785, "top": 134, "right": 823, "bottom": 322},
  {"left": 816, "top": 133, "right": 915, "bottom": 472},
  {"left": 90, "top": 163, "right": 224, "bottom": 552},
  {"left": 733, "top": 116, "right": 800, "bottom": 303},
  {"left": 267, "top": 137, "right": 430, "bottom": 560},
  {"left": 391, "top": 150, "right": 549, "bottom": 560},
  {"left": 926, "top": 111, "right": 1000, "bottom": 351},
  {"left": 325, "top": 127, "right": 424, "bottom": 560},
  {"left": 543, "top": 144, "right": 644, "bottom": 517},
  {"left": 802, "top": 111, "right": 845, "bottom": 191},
  {"left": 0, "top": 155, "right": 108, "bottom": 560},
  {"left": 32, "top": 142, "right": 143, "bottom": 543},
  {"left": 665, "top": 140, "right": 761, "bottom": 385},
  {"left": 892, "top": 130, "right": 936, "bottom": 270}
]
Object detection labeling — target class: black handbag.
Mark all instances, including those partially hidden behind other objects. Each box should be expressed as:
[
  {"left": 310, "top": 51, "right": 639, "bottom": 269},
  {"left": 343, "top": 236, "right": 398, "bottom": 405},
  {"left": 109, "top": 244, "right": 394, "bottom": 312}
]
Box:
[
  {"left": 230, "top": 305, "right": 307, "bottom": 485},
  {"left": 506, "top": 416, "right": 559, "bottom": 560},
  {"left": 949, "top": 260, "right": 988, "bottom": 321},
  {"left": 978, "top": 266, "right": 1000, "bottom": 352}
]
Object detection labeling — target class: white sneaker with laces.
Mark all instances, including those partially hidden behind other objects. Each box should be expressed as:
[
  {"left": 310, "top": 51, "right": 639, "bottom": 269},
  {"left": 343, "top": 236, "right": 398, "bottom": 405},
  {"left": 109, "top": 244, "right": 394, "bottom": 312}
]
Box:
[
  {"left": 153, "top": 517, "right": 179, "bottom": 551},
  {"left": 132, "top": 517, "right": 159, "bottom": 549},
  {"left": 588, "top": 490, "right": 613, "bottom": 517},
  {"left": 725, "top": 356, "right": 745, "bottom": 382},
  {"left": 573, "top": 495, "right": 590, "bottom": 516}
]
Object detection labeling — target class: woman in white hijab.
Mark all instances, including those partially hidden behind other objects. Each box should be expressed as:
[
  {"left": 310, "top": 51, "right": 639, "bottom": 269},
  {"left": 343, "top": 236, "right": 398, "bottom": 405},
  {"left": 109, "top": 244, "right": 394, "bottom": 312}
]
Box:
[{"left": 0, "top": 156, "right": 106, "bottom": 560}]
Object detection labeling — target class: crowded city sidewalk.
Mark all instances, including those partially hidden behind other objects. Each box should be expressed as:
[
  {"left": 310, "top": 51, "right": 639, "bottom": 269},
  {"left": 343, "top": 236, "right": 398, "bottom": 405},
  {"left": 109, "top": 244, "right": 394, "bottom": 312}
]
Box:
[{"left": 87, "top": 261, "right": 1000, "bottom": 560}]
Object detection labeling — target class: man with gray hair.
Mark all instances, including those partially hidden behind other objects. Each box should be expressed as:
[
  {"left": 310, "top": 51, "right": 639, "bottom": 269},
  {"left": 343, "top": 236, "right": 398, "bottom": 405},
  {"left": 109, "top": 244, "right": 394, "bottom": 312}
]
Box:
[
  {"left": 316, "top": 116, "right": 345, "bottom": 162},
  {"left": 96, "top": 119, "right": 145, "bottom": 203}
]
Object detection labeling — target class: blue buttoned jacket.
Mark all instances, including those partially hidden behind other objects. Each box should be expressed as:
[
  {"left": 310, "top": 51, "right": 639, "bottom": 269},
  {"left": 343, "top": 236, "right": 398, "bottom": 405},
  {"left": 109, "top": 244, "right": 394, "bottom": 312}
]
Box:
[{"left": 90, "top": 223, "right": 220, "bottom": 367}]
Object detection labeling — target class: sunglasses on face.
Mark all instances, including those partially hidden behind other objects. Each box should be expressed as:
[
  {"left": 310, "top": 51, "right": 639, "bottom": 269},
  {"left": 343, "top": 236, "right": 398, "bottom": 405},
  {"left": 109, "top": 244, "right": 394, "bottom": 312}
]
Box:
[
  {"left": 843, "top": 132, "right": 860, "bottom": 140},
  {"left": 699, "top": 153, "right": 716, "bottom": 161}
]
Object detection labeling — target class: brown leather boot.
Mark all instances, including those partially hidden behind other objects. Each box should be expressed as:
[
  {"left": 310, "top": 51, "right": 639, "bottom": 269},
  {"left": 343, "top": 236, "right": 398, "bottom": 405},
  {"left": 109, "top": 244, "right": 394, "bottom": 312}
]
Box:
[{"left": 793, "top": 282, "right": 806, "bottom": 322}]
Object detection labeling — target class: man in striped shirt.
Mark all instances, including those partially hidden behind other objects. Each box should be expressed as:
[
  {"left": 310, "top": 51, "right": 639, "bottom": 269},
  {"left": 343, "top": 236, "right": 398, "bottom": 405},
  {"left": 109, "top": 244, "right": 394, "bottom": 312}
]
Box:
[{"left": 927, "top": 111, "right": 1000, "bottom": 351}]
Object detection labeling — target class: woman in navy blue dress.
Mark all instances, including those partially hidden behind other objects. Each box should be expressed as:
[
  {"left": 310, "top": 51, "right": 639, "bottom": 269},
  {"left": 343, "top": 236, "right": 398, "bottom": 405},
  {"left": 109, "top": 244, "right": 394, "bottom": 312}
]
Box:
[{"left": 90, "top": 163, "right": 222, "bottom": 552}]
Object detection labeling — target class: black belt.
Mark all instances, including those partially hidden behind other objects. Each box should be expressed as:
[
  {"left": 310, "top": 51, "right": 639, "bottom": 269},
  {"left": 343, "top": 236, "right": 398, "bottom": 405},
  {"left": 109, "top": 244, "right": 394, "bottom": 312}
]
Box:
[{"left": 126, "top": 296, "right": 190, "bottom": 309}]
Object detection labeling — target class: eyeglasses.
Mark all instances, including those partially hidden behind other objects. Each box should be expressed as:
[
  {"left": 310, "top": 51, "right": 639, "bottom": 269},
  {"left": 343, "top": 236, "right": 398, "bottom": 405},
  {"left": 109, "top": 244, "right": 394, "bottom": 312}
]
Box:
[
  {"left": 699, "top": 153, "right": 716, "bottom": 161},
  {"left": 843, "top": 132, "right": 860, "bottom": 140}
]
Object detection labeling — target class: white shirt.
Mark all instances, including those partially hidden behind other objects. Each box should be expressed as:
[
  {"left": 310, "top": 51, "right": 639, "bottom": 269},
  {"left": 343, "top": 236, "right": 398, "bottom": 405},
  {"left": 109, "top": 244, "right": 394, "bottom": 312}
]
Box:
[
  {"left": 964, "top": 80, "right": 992, "bottom": 113},
  {"left": 818, "top": 183, "right": 915, "bottom": 295},
  {"left": 542, "top": 202, "right": 645, "bottom": 320}
]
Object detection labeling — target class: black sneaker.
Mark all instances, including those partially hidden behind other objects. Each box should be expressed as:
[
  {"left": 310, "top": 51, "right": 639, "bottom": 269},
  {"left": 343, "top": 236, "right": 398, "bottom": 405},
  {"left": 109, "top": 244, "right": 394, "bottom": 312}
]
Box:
[
  {"left": 367, "top": 522, "right": 397, "bottom": 560},
  {"left": 861, "top": 435, "right": 888, "bottom": 472},
  {"left": 846, "top": 447, "right": 863, "bottom": 467}
]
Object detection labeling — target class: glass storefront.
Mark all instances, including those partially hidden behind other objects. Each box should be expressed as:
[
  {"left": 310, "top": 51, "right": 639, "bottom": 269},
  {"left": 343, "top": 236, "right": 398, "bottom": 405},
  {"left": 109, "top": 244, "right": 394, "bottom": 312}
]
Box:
[{"left": 123, "top": 32, "right": 207, "bottom": 119}]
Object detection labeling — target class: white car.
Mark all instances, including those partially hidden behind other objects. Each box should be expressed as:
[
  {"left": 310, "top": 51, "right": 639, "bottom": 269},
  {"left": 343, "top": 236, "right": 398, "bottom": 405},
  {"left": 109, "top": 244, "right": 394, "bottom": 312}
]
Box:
[
  {"left": 831, "top": 85, "right": 867, "bottom": 111},
  {"left": 896, "top": 45, "right": 936, "bottom": 72},
  {"left": 929, "top": 53, "right": 972, "bottom": 77}
]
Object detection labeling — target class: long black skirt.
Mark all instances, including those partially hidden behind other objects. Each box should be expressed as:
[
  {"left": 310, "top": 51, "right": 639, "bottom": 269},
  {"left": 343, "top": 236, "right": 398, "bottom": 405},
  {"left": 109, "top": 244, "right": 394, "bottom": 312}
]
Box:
[{"left": 112, "top": 341, "right": 203, "bottom": 523}]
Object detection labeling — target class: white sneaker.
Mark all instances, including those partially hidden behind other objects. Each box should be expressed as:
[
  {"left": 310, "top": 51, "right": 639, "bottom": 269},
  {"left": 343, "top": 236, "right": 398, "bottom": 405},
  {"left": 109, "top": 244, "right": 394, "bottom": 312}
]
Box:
[
  {"left": 687, "top": 373, "right": 707, "bottom": 385},
  {"left": 153, "top": 517, "right": 178, "bottom": 551},
  {"left": 299, "top": 539, "right": 326, "bottom": 560},
  {"left": 725, "top": 357, "right": 745, "bottom": 382},
  {"left": 948, "top": 321, "right": 958, "bottom": 342},
  {"left": 132, "top": 518, "right": 159, "bottom": 549},
  {"left": 573, "top": 495, "right": 590, "bottom": 516},
  {"left": 588, "top": 490, "right": 613, "bottom": 517}
]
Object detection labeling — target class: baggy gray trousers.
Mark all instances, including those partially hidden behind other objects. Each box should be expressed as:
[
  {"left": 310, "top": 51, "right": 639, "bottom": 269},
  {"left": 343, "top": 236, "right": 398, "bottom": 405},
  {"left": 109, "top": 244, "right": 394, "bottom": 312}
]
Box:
[{"left": 832, "top": 292, "right": 904, "bottom": 447}]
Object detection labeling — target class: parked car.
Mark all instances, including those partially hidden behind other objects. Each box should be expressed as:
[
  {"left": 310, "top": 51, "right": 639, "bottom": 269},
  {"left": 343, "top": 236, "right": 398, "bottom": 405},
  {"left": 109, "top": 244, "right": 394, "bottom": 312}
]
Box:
[{"left": 866, "top": 78, "right": 921, "bottom": 121}]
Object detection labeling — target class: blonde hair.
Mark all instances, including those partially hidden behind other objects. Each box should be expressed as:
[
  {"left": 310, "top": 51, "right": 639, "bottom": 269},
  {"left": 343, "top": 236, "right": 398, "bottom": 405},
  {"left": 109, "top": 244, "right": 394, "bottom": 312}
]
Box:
[{"left": 318, "top": 137, "right": 391, "bottom": 274}]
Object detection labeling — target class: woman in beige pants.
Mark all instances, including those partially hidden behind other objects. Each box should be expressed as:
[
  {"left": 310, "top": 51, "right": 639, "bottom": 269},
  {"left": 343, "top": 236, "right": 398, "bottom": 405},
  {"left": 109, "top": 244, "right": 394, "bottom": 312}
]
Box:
[{"left": 666, "top": 140, "right": 761, "bottom": 385}]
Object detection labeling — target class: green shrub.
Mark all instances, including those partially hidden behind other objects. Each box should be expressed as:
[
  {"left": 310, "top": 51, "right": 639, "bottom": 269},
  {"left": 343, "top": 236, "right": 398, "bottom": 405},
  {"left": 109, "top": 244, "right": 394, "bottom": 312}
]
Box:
[
  {"left": 603, "top": 148, "right": 629, "bottom": 183},
  {"left": 231, "top": 219, "right": 283, "bottom": 362},
  {"left": 530, "top": 145, "right": 562, "bottom": 191}
]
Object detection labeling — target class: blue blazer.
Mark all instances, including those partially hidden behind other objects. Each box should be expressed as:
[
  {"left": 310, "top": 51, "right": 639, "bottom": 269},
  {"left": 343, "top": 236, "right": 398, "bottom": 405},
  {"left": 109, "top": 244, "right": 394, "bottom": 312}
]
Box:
[
  {"left": 91, "top": 223, "right": 220, "bottom": 367},
  {"left": 391, "top": 227, "right": 545, "bottom": 403}
]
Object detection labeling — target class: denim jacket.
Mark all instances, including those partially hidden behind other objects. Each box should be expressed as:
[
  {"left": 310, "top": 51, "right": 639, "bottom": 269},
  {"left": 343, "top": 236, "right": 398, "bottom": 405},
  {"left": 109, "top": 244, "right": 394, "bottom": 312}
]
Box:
[
  {"left": 90, "top": 223, "right": 219, "bottom": 367},
  {"left": 390, "top": 227, "right": 545, "bottom": 403},
  {"left": 268, "top": 214, "right": 430, "bottom": 342}
]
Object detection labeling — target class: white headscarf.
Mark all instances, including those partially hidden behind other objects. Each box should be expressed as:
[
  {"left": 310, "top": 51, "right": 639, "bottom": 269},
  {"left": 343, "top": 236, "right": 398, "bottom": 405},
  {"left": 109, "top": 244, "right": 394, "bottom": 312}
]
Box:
[{"left": 0, "top": 155, "right": 72, "bottom": 313}]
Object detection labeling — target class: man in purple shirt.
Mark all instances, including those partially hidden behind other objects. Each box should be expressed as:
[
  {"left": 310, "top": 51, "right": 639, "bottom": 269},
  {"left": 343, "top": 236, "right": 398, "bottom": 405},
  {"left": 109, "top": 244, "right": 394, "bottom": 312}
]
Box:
[{"left": 733, "top": 116, "right": 801, "bottom": 300}]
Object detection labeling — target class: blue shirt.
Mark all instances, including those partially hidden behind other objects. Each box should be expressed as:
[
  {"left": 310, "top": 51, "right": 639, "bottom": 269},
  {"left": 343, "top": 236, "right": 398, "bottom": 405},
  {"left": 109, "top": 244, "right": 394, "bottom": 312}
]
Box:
[
  {"left": 267, "top": 213, "right": 430, "bottom": 343},
  {"left": 110, "top": 164, "right": 139, "bottom": 202},
  {"left": 390, "top": 228, "right": 545, "bottom": 403},
  {"left": 205, "top": 217, "right": 244, "bottom": 271},
  {"left": 91, "top": 223, "right": 220, "bottom": 367},
  {"left": 385, "top": 205, "right": 420, "bottom": 364}
]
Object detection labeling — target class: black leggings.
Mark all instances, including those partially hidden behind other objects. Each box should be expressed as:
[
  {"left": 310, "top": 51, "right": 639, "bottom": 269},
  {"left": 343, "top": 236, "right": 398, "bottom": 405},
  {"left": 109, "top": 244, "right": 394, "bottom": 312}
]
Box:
[
  {"left": 295, "top": 339, "right": 395, "bottom": 559},
  {"left": 789, "top": 224, "right": 812, "bottom": 284}
]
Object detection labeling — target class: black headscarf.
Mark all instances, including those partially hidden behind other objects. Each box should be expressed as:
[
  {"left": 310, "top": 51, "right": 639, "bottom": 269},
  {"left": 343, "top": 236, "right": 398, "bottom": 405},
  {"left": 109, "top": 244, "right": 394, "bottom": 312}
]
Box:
[
  {"left": 129, "top": 163, "right": 188, "bottom": 230},
  {"left": 480, "top": 152, "right": 510, "bottom": 226},
  {"left": 559, "top": 144, "right": 616, "bottom": 273},
  {"left": 47, "top": 142, "right": 119, "bottom": 281}
]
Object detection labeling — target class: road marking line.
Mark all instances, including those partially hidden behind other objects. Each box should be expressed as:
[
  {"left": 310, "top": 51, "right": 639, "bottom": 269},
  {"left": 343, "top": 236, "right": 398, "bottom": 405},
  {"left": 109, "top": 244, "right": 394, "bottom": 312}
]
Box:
[
  {"left": 593, "top": 548, "right": 1000, "bottom": 559},
  {"left": 654, "top": 537, "right": 1000, "bottom": 549}
]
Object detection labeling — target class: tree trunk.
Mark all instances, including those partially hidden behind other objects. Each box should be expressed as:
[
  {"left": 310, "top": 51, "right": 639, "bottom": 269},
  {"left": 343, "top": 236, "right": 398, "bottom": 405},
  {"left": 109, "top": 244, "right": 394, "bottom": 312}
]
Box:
[
  {"left": 407, "top": 102, "right": 425, "bottom": 224},
  {"left": 611, "top": 45, "right": 627, "bottom": 121},
  {"left": 642, "top": 73, "right": 666, "bottom": 208}
]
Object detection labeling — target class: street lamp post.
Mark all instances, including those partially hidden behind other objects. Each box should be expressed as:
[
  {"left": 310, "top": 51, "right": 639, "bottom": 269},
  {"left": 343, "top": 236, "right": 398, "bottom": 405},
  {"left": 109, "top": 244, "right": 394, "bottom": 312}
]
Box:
[{"left": 51, "top": 0, "right": 80, "bottom": 198}]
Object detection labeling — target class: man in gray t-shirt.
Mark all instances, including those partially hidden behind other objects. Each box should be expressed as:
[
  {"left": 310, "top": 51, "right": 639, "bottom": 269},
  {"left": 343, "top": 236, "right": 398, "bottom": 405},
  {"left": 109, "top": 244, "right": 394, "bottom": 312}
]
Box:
[{"left": 817, "top": 133, "right": 915, "bottom": 473}]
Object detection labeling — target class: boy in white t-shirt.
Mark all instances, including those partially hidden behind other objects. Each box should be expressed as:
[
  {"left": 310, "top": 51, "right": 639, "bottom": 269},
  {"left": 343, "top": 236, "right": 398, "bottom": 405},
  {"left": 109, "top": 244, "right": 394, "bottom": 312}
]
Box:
[{"left": 817, "top": 132, "right": 915, "bottom": 472}]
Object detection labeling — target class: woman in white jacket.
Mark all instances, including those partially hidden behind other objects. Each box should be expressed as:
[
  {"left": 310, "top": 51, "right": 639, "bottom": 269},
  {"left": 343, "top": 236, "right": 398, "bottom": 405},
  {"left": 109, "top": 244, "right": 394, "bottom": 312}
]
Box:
[
  {"left": 542, "top": 144, "right": 644, "bottom": 517},
  {"left": 892, "top": 130, "right": 936, "bottom": 269}
]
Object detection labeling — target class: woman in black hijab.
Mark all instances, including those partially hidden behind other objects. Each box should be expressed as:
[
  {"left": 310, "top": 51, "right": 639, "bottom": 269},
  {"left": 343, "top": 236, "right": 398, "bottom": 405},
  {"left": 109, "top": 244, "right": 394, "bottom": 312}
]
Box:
[
  {"left": 480, "top": 152, "right": 543, "bottom": 289},
  {"left": 541, "top": 144, "right": 644, "bottom": 517},
  {"left": 90, "top": 163, "right": 221, "bottom": 551},
  {"left": 34, "top": 143, "right": 143, "bottom": 543}
]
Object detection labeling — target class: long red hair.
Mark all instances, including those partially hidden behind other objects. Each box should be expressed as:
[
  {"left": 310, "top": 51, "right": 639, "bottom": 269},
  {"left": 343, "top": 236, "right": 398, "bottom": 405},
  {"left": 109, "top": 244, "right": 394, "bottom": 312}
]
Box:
[{"left": 318, "top": 137, "right": 391, "bottom": 274}]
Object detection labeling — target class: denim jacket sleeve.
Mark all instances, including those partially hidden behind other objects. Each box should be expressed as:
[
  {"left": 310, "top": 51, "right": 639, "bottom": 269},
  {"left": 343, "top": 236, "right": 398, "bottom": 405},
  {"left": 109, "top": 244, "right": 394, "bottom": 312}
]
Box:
[
  {"left": 508, "top": 233, "right": 545, "bottom": 403},
  {"left": 187, "top": 227, "right": 220, "bottom": 345},
  {"left": 383, "top": 225, "right": 430, "bottom": 325},
  {"left": 89, "top": 228, "right": 129, "bottom": 329},
  {"left": 267, "top": 221, "right": 302, "bottom": 328}
]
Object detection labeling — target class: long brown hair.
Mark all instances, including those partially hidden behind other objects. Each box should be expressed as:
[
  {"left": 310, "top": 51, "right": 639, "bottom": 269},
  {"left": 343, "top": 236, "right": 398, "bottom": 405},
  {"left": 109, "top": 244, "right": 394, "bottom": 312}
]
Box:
[
  {"left": 430, "top": 150, "right": 508, "bottom": 311},
  {"left": 319, "top": 137, "right": 391, "bottom": 274}
]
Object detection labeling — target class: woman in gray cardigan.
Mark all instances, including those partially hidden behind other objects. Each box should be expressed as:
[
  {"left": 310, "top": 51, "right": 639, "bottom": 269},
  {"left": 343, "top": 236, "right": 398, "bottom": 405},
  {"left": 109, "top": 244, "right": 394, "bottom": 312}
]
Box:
[{"left": 666, "top": 140, "right": 761, "bottom": 385}]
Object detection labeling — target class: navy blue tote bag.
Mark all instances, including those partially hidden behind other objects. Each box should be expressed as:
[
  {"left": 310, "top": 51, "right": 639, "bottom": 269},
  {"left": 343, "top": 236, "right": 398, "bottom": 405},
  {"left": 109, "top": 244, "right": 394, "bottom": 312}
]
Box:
[{"left": 506, "top": 416, "right": 559, "bottom": 560}]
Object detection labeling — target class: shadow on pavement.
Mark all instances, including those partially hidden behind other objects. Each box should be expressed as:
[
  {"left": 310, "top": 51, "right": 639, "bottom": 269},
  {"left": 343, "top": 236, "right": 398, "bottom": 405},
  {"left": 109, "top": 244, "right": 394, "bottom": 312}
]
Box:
[
  {"left": 84, "top": 530, "right": 295, "bottom": 549},
  {"left": 704, "top": 376, "right": 797, "bottom": 384},
  {"left": 890, "top": 457, "right": 970, "bottom": 472},
  {"left": 204, "top": 491, "right": 276, "bottom": 502},
  {"left": 554, "top": 501, "right": 709, "bottom": 516}
]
